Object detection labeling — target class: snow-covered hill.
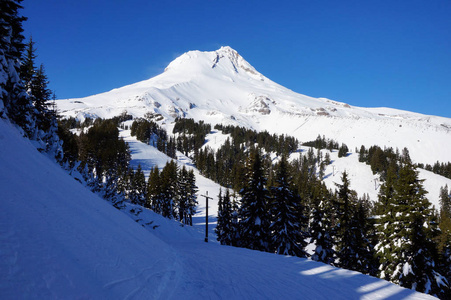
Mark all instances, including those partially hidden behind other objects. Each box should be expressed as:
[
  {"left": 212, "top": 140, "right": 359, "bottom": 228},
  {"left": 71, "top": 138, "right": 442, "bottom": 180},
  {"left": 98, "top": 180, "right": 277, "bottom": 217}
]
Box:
[
  {"left": 0, "top": 117, "right": 436, "bottom": 298},
  {"left": 56, "top": 46, "right": 451, "bottom": 165}
]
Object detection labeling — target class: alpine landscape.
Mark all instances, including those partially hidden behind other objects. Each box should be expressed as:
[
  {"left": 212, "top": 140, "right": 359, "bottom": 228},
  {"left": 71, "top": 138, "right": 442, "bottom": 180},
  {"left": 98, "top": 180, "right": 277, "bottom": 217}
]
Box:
[{"left": 2, "top": 1, "right": 451, "bottom": 299}]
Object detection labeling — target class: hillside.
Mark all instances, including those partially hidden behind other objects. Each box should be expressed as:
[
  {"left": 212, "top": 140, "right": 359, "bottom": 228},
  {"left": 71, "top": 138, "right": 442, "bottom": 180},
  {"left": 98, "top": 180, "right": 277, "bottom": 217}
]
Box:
[
  {"left": 56, "top": 46, "right": 451, "bottom": 165},
  {"left": 0, "top": 118, "right": 437, "bottom": 299}
]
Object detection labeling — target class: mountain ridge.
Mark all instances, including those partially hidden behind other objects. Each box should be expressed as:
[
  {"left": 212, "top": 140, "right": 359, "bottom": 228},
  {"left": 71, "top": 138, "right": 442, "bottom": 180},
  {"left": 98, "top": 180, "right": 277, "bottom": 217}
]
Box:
[{"left": 56, "top": 46, "right": 451, "bottom": 164}]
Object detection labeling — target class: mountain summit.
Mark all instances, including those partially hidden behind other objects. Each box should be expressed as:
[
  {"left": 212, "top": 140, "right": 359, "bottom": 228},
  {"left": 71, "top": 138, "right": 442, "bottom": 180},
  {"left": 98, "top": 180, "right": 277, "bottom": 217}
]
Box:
[
  {"left": 164, "top": 46, "right": 264, "bottom": 81},
  {"left": 57, "top": 47, "right": 451, "bottom": 164}
]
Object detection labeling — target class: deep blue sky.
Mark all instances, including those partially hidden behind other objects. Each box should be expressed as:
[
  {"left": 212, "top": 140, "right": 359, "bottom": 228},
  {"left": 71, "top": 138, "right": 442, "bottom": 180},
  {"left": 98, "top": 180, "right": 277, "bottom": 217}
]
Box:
[{"left": 22, "top": 0, "right": 451, "bottom": 118}]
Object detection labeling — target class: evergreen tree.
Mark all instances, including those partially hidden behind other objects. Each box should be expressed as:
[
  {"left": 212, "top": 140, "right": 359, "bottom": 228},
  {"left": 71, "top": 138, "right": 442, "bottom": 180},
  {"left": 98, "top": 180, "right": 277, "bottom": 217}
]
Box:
[
  {"left": 216, "top": 189, "right": 226, "bottom": 243},
  {"left": 20, "top": 36, "right": 36, "bottom": 93},
  {"left": 309, "top": 184, "right": 336, "bottom": 264},
  {"left": 185, "top": 168, "right": 198, "bottom": 226},
  {"left": 160, "top": 160, "right": 178, "bottom": 219},
  {"left": 438, "top": 185, "right": 451, "bottom": 293},
  {"left": 334, "top": 171, "right": 359, "bottom": 269},
  {"left": 216, "top": 188, "right": 235, "bottom": 245},
  {"left": 129, "top": 165, "right": 146, "bottom": 206},
  {"left": 147, "top": 166, "right": 162, "bottom": 213},
  {"left": 375, "top": 162, "right": 448, "bottom": 297},
  {"left": 238, "top": 149, "right": 271, "bottom": 251},
  {"left": 269, "top": 157, "right": 307, "bottom": 257},
  {"left": 229, "top": 192, "right": 241, "bottom": 247},
  {"left": 31, "top": 64, "right": 52, "bottom": 120},
  {"left": 353, "top": 200, "right": 378, "bottom": 275},
  {"left": 177, "top": 166, "right": 189, "bottom": 223},
  {"left": 338, "top": 143, "right": 349, "bottom": 158},
  {"left": 176, "top": 166, "right": 198, "bottom": 225},
  {"left": 0, "top": 0, "right": 32, "bottom": 133}
]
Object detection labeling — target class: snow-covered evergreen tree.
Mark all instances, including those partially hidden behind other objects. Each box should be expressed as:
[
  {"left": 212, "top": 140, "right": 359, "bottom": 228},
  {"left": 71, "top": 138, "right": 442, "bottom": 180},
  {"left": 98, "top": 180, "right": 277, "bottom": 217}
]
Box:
[
  {"left": 221, "top": 189, "right": 236, "bottom": 245},
  {"left": 19, "top": 36, "right": 35, "bottom": 95},
  {"left": 0, "top": 0, "right": 31, "bottom": 133},
  {"left": 177, "top": 166, "right": 198, "bottom": 225},
  {"left": 335, "top": 171, "right": 358, "bottom": 269},
  {"left": 129, "top": 165, "right": 146, "bottom": 206},
  {"left": 309, "top": 184, "right": 336, "bottom": 264},
  {"left": 269, "top": 156, "right": 307, "bottom": 257},
  {"left": 185, "top": 168, "right": 198, "bottom": 226},
  {"left": 238, "top": 148, "right": 271, "bottom": 251},
  {"left": 438, "top": 185, "right": 451, "bottom": 298},
  {"left": 160, "top": 160, "right": 178, "bottom": 219},
  {"left": 375, "top": 159, "right": 448, "bottom": 297},
  {"left": 147, "top": 166, "right": 163, "bottom": 213}
]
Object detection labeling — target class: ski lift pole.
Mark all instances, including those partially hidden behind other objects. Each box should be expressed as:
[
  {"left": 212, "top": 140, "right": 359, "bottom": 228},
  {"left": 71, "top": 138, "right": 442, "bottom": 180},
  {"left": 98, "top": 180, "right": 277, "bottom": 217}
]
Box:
[{"left": 200, "top": 191, "right": 213, "bottom": 242}]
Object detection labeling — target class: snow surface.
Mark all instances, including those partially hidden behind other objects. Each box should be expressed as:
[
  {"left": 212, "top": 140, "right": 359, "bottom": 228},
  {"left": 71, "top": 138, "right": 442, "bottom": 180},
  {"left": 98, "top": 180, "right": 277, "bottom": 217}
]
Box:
[
  {"left": 56, "top": 46, "right": 451, "bottom": 166},
  {"left": 0, "top": 116, "right": 436, "bottom": 298}
]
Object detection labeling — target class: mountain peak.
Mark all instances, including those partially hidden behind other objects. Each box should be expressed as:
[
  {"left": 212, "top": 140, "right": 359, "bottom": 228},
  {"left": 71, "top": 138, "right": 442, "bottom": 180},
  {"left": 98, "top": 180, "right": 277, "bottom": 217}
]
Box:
[
  {"left": 216, "top": 46, "right": 239, "bottom": 59},
  {"left": 164, "top": 46, "right": 264, "bottom": 80}
]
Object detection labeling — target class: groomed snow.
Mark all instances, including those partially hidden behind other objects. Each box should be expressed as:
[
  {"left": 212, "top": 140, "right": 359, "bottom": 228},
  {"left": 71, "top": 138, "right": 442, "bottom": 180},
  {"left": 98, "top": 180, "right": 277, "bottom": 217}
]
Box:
[{"left": 0, "top": 116, "right": 436, "bottom": 298}]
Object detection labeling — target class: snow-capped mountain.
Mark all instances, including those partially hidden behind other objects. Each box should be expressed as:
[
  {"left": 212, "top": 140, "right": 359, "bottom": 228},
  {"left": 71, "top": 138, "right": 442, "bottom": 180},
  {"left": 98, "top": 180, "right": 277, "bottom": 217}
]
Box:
[{"left": 57, "top": 46, "right": 451, "bottom": 164}]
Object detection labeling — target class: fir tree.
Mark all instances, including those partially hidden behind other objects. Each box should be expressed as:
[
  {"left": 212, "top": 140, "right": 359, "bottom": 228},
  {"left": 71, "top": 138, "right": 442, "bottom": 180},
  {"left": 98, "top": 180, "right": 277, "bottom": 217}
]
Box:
[
  {"left": 238, "top": 148, "right": 271, "bottom": 251},
  {"left": 147, "top": 166, "right": 162, "bottom": 213},
  {"left": 375, "top": 162, "right": 448, "bottom": 297},
  {"left": 309, "top": 184, "right": 336, "bottom": 264},
  {"left": 129, "top": 165, "right": 146, "bottom": 206},
  {"left": 0, "top": 0, "right": 32, "bottom": 133},
  {"left": 177, "top": 166, "right": 198, "bottom": 225},
  {"left": 31, "top": 64, "right": 52, "bottom": 121},
  {"left": 438, "top": 185, "right": 451, "bottom": 294},
  {"left": 353, "top": 200, "right": 378, "bottom": 275},
  {"left": 177, "top": 166, "right": 189, "bottom": 223},
  {"left": 334, "top": 171, "right": 359, "bottom": 270},
  {"left": 160, "top": 160, "right": 178, "bottom": 219},
  {"left": 185, "top": 168, "right": 198, "bottom": 226},
  {"left": 20, "top": 36, "right": 36, "bottom": 93},
  {"left": 269, "top": 156, "right": 307, "bottom": 257}
]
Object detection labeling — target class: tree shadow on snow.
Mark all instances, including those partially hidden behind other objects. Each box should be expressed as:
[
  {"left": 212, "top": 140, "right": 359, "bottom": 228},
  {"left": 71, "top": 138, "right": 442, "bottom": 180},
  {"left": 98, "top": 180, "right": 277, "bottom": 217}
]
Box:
[{"left": 290, "top": 259, "right": 427, "bottom": 299}]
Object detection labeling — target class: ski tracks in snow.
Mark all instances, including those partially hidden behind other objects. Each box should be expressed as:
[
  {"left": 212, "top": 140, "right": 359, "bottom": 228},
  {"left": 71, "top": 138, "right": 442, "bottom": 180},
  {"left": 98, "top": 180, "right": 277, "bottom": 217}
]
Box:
[{"left": 101, "top": 236, "right": 184, "bottom": 299}]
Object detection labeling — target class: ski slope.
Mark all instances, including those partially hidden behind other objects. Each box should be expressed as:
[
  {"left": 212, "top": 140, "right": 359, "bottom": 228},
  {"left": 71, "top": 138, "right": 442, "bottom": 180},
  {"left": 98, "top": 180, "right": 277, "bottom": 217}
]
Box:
[{"left": 0, "top": 114, "right": 436, "bottom": 298}]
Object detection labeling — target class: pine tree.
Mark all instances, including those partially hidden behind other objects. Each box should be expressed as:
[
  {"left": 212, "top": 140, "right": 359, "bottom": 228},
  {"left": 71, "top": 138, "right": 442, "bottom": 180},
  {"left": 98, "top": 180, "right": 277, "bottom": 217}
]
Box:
[
  {"left": 0, "top": 0, "right": 32, "bottom": 133},
  {"left": 309, "top": 184, "right": 336, "bottom": 264},
  {"left": 353, "top": 200, "right": 378, "bottom": 275},
  {"left": 238, "top": 148, "right": 271, "bottom": 251},
  {"left": 269, "top": 156, "right": 307, "bottom": 257},
  {"left": 375, "top": 162, "right": 448, "bottom": 297},
  {"left": 217, "top": 188, "right": 235, "bottom": 245},
  {"left": 438, "top": 185, "right": 451, "bottom": 295},
  {"left": 31, "top": 64, "right": 52, "bottom": 122},
  {"left": 177, "top": 166, "right": 189, "bottom": 223},
  {"left": 20, "top": 36, "right": 36, "bottom": 93},
  {"left": 334, "top": 171, "right": 360, "bottom": 270},
  {"left": 176, "top": 166, "right": 198, "bottom": 225},
  {"left": 129, "top": 165, "right": 146, "bottom": 206},
  {"left": 216, "top": 189, "right": 225, "bottom": 242},
  {"left": 185, "top": 169, "right": 198, "bottom": 226},
  {"left": 160, "top": 160, "right": 178, "bottom": 219},
  {"left": 147, "top": 166, "right": 162, "bottom": 213}
]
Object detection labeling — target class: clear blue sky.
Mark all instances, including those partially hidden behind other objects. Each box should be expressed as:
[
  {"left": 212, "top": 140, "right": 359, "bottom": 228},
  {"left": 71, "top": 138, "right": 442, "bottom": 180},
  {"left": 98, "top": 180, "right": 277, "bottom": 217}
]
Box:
[{"left": 22, "top": 0, "right": 451, "bottom": 118}]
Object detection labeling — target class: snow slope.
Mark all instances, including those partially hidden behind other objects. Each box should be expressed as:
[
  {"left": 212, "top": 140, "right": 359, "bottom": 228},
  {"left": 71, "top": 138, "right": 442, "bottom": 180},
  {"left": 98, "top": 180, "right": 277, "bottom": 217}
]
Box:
[
  {"left": 56, "top": 46, "right": 451, "bottom": 165},
  {"left": 0, "top": 116, "right": 435, "bottom": 298}
]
